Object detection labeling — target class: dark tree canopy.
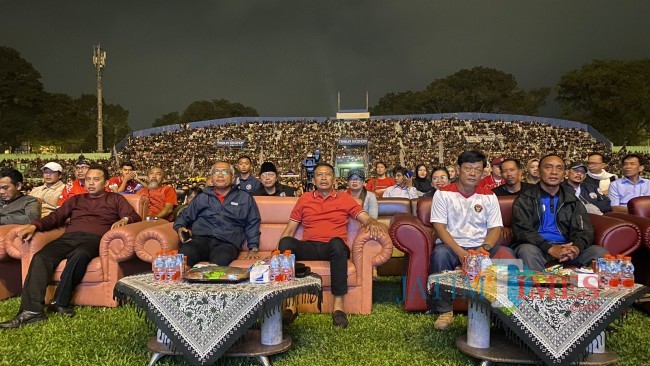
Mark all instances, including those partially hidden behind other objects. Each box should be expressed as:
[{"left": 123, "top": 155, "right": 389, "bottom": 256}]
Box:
[
  {"left": 557, "top": 59, "right": 650, "bottom": 145},
  {"left": 153, "top": 111, "right": 181, "bottom": 127},
  {"left": 371, "top": 66, "right": 550, "bottom": 116},
  {"left": 0, "top": 46, "right": 131, "bottom": 153},
  {"left": 179, "top": 98, "right": 259, "bottom": 124},
  {"left": 0, "top": 46, "right": 45, "bottom": 150}
]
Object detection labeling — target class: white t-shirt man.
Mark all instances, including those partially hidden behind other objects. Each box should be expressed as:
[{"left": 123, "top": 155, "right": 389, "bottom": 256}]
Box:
[{"left": 430, "top": 183, "right": 503, "bottom": 247}]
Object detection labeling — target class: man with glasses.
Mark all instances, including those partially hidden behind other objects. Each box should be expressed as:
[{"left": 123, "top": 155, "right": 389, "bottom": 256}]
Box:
[
  {"left": 174, "top": 161, "right": 261, "bottom": 267},
  {"left": 492, "top": 159, "right": 534, "bottom": 196},
  {"left": 584, "top": 153, "right": 617, "bottom": 195},
  {"left": 58, "top": 155, "right": 94, "bottom": 206},
  {"left": 429, "top": 151, "right": 512, "bottom": 331},
  {"left": 562, "top": 161, "right": 611, "bottom": 215},
  {"left": 252, "top": 162, "right": 297, "bottom": 197},
  {"left": 29, "top": 162, "right": 65, "bottom": 217},
  {"left": 512, "top": 154, "right": 607, "bottom": 271}
]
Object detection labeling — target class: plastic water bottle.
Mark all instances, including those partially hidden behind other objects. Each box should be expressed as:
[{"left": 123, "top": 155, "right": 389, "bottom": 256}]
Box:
[
  {"left": 269, "top": 250, "right": 281, "bottom": 283},
  {"left": 620, "top": 256, "right": 635, "bottom": 288},
  {"left": 606, "top": 254, "right": 620, "bottom": 288},
  {"left": 464, "top": 250, "right": 480, "bottom": 280},
  {"left": 153, "top": 251, "right": 166, "bottom": 281},
  {"left": 597, "top": 257, "right": 607, "bottom": 289},
  {"left": 165, "top": 251, "right": 177, "bottom": 283},
  {"left": 282, "top": 251, "right": 293, "bottom": 282}
]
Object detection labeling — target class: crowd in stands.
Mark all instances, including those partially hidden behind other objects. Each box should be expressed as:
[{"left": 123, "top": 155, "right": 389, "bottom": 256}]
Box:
[{"left": 2, "top": 117, "right": 649, "bottom": 192}]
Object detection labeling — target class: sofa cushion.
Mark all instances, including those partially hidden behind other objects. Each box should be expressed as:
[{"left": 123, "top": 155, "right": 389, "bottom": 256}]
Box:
[{"left": 51, "top": 257, "right": 104, "bottom": 283}]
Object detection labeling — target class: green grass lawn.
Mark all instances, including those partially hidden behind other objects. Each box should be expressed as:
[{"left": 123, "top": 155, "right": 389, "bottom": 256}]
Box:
[{"left": 0, "top": 277, "right": 648, "bottom": 366}]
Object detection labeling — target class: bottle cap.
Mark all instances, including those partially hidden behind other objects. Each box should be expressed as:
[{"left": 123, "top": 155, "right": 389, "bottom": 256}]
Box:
[
  {"left": 624, "top": 256, "right": 631, "bottom": 261},
  {"left": 272, "top": 250, "right": 280, "bottom": 255},
  {"left": 284, "top": 250, "right": 291, "bottom": 256}
]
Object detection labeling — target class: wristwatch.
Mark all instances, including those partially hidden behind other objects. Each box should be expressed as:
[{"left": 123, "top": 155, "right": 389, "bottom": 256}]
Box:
[
  {"left": 251, "top": 247, "right": 259, "bottom": 252},
  {"left": 481, "top": 243, "right": 492, "bottom": 251},
  {"left": 122, "top": 217, "right": 130, "bottom": 223}
]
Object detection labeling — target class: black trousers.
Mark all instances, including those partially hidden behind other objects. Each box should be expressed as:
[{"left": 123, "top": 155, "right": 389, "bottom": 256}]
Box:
[
  {"left": 178, "top": 235, "right": 240, "bottom": 267},
  {"left": 278, "top": 237, "right": 350, "bottom": 296},
  {"left": 21, "top": 232, "right": 102, "bottom": 312}
]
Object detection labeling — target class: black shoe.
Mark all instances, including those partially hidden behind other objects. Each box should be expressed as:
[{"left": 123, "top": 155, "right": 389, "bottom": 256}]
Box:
[
  {"left": 282, "top": 308, "right": 298, "bottom": 325},
  {"left": 0, "top": 310, "right": 47, "bottom": 329},
  {"left": 332, "top": 310, "right": 348, "bottom": 329},
  {"left": 48, "top": 303, "right": 76, "bottom": 318}
]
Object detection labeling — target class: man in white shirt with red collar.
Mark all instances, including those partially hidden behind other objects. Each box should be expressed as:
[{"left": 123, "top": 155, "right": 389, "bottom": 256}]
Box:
[
  {"left": 382, "top": 166, "right": 418, "bottom": 199},
  {"left": 429, "top": 150, "right": 514, "bottom": 331}
]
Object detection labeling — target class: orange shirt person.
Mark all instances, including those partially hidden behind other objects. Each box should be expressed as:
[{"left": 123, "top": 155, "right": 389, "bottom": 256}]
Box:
[{"left": 135, "top": 167, "right": 177, "bottom": 221}]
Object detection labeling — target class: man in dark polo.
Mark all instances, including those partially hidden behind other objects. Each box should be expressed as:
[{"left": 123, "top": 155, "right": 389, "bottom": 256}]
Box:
[{"left": 0, "top": 165, "right": 140, "bottom": 328}]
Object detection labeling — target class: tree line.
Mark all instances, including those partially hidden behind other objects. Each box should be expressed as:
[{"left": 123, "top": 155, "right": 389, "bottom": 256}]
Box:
[{"left": 2, "top": 45, "right": 648, "bottom": 151}]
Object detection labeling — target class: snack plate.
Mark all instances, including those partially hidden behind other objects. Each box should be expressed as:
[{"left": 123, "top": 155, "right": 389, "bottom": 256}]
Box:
[{"left": 184, "top": 265, "right": 250, "bottom": 283}]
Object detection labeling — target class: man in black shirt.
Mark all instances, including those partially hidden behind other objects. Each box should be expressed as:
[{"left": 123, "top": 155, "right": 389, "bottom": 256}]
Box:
[
  {"left": 252, "top": 162, "right": 297, "bottom": 197},
  {"left": 492, "top": 159, "right": 534, "bottom": 196}
]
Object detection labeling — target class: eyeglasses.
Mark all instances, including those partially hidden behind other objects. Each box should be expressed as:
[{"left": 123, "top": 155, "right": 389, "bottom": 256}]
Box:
[
  {"left": 461, "top": 166, "right": 483, "bottom": 174},
  {"left": 75, "top": 166, "right": 89, "bottom": 171},
  {"left": 42, "top": 169, "right": 58, "bottom": 175},
  {"left": 211, "top": 169, "right": 230, "bottom": 176},
  {"left": 431, "top": 176, "right": 449, "bottom": 181}
]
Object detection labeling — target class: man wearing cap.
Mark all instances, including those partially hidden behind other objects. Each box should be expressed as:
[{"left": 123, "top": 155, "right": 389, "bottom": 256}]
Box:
[
  {"left": 30, "top": 162, "right": 66, "bottom": 217},
  {"left": 382, "top": 166, "right": 418, "bottom": 199},
  {"left": 477, "top": 157, "right": 505, "bottom": 191},
  {"left": 58, "top": 155, "right": 91, "bottom": 206},
  {"left": 562, "top": 161, "right": 612, "bottom": 215},
  {"left": 492, "top": 159, "right": 535, "bottom": 196},
  {"left": 252, "top": 162, "right": 297, "bottom": 197},
  {"left": 0, "top": 169, "right": 40, "bottom": 225}
]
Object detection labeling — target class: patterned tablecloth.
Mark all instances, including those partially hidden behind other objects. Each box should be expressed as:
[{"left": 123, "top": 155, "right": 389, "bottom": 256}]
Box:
[
  {"left": 428, "top": 270, "right": 648, "bottom": 366},
  {"left": 114, "top": 273, "right": 322, "bottom": 366}
]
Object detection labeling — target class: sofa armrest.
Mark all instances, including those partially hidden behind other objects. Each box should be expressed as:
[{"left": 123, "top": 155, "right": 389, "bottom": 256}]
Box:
[
  {"left": 134, "top": 222, "right": 179, "bottom": 263},
  {"left": 389, "top": 213, "right": 433, "bottom": 256},
  {"left": 605, "top": 213, "right": 650, "bottom": 250},
  {"left": 100, "top": 220, "right": 168, "bottom": 279},
  {"left": 590, "top": 214, "right": 640, "bottom": 256},
  {"left": 351, "top": 224, "right": 393, "bottom": 269},
  {"left": 0, "top": 224, "right": 20, "bottom": 259}
]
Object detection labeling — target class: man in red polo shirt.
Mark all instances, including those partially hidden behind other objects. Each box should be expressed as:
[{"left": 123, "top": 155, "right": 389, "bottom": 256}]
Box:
[{"left": 279, "top": 163, "right": 383, "bottom": 328}]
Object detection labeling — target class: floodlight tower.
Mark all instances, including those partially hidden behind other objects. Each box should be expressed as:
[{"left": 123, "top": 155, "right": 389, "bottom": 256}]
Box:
[{"left": 92, "top": 44, "right": 107, "bottom": 152}]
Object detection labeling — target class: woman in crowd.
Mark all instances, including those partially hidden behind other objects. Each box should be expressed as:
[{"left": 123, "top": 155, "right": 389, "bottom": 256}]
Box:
[
  {"left": 525, "top": 158, "right": 540, "bottom": 184},
  {"left": 431, "top": 166, "right": 451, "bottom": 191},
  {"left": 412, "top": 164, "right": 432, "bottom": 197},
  {"left": 446, "top": 165, "right": 458, "bottom": 183},
  {"left": 347, "top": 169, "right": 378, "bottom": 219}
]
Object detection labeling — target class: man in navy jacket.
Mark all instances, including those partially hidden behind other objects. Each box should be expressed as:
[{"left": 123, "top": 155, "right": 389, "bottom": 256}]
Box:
[{"left": 174, "top": 161, "right": 261, "bottom": 267}]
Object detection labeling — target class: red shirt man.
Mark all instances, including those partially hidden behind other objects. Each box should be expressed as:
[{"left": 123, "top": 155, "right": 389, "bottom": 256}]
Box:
[
  {"left": 108, "top": 161, "right": 142, "bottom": 194},
  {"left": 278, "top": 163, "right": 384, "bottom": 328},
  {"left": 58, "top": 155, "right": 92, "bottom": 207},
  {"left": 477, "top": 157, "right": 505, "bottom": 192}
]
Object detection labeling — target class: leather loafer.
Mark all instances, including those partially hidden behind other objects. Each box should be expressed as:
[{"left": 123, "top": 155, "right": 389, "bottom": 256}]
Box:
[
  {"left": 332, "top": 310, "right": 348, "bottom": 329},
  {"left": 48, "top": 303, "right": 76, "bottom": 318},
  {"left": 0, "top": 310, "right": 47, "bottom": 329}
]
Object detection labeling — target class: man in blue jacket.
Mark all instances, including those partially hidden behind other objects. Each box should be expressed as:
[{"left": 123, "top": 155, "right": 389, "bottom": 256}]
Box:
[{"left": 174, "top": 161, "right": 261, "bottom": 267}]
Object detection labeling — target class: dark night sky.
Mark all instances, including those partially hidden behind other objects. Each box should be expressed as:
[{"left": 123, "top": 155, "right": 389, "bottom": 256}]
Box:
[{"left": 1, "top": 1, "right": 649, "bottom": 131}]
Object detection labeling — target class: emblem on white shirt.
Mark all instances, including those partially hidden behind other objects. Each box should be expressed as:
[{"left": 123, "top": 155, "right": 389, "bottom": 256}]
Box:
[{"left": 474, "top": 204, "right": 483, "bottom": 213}]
